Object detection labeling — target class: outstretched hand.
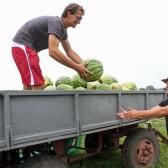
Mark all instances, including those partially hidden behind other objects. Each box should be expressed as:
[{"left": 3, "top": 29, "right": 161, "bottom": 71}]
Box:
[{"left": 117, "top": 107, "right": 137, "bottom": 119}]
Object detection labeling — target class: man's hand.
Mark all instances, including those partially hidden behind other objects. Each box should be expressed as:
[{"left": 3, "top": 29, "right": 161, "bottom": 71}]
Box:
[
  {"left": 117, "top": 107, "right": 137, "bottom": 119},
  {"left": 76, "top": 63, "right": 92, "bottom": 79}
]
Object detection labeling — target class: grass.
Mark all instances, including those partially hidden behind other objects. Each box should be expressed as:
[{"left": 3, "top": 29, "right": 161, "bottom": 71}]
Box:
[
  {"left": 150, "top": 118, "right": 168, "bottom": 168},
  {"left": 71, "top": 150, "right": 122, "bottom": 168},
  {"left": 71, "top": 118, "right": 168, "bottom": 168}
]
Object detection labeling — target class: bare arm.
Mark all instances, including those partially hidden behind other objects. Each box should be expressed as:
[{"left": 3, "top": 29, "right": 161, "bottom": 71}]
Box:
[
  {"left": 48, "top": 34, "right": 78, "bottom": 68},
  {"left": 61, "top": 39, "right": 83, "bottom": 64},
  {"left": 117, "top": 105, "right": 168, "bottom": 119},
  {"left": 48, "top": 34, "right": 89, "bottom": 78},
  {"left": 130, "top": 106, "right": 168, "bottom": 119}
]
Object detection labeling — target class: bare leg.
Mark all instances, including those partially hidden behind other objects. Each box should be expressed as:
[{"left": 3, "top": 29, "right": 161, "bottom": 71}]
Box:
[
  {"left": 23, "top": 86, "right": 32, "bottom": 90},
  {"left": 32, "top": 84, "right": 45, "bottom": 90}
]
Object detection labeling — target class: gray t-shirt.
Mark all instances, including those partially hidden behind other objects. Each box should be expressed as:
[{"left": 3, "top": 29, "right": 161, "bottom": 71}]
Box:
[{"left": 13, "top": 16, "right": 68, "bottom": 52}]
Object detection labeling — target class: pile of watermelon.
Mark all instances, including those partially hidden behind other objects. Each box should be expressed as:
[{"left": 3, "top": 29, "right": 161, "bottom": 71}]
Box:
[{"left": 44, "top": 58, "right": 140, "bottom": 91}]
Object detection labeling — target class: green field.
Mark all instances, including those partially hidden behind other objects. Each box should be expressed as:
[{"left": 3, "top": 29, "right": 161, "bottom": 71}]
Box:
[{"left": 71, "top": 118, "right": 168, "bottom": 168}]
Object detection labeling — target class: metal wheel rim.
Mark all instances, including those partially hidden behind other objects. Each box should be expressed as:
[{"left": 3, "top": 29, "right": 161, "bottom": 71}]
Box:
[{"left": 134, "top": 139, "right": 154, "bottom": 166}]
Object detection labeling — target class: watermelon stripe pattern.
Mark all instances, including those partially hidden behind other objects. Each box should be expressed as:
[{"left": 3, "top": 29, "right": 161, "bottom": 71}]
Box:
[
  {"left": 84, "top": 59, "right": 103, "bottom": 82},
  {"left": 56, "top": 84, "right": 74, "bottom": 90},
  {"left": 55, "top": 76, "right": 73, "bottom": 87},
  {"left": 72, "top": 75, "right": 87, "bottom": 88}
]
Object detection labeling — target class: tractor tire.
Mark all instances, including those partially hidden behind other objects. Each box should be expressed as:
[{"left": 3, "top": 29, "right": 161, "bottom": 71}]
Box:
[{"left": 122, "top": 128, "right": 160, "bottom": 168}]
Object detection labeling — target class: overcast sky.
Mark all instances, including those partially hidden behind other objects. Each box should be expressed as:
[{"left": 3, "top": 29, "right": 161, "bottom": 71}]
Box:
[{"left": 1, "top": 0, "right": 168, "bottom": 89}]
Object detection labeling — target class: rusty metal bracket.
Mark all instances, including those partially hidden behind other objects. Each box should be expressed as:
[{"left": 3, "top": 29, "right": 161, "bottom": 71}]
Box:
[{"left": 147, "top": 123, "right": 168, "bottom": 144}]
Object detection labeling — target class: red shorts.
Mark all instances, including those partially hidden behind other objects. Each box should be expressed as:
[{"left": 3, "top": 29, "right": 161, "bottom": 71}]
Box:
[{"left": 12, "top": 43, "right": 44, "bottom": 86}]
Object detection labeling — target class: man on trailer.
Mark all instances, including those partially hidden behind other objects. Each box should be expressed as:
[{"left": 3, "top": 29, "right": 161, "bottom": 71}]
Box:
[{"left": 12, "top": 3, "right": 90, "bottom": 90}]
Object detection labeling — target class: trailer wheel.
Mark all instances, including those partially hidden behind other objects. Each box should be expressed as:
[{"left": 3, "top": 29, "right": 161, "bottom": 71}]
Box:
[
  {"left": 0, "top": 152, "right": 2, "bottom": 167},
  {"left": 17, "top": 154, "right": 68, "bottom": 168},
  {"left": 122, "top": 128, "right": 159, "bottom": 168}
]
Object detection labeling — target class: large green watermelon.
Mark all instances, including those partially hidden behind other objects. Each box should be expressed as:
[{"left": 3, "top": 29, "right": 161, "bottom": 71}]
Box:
[
  {"left": 72, "top": 74, "right": 87, "bottom": 88},
  {"left": 99, "top": 74, "right": 118, "bottom": 85},
  {"left": 55, "top": 76, "right": 73, "bottom": 87},
  {"left": 83, "top": 59, "right": 103, "bottom": 82},
  {"left": 56, "top": 84, "right": 74, "bottom": 91}
]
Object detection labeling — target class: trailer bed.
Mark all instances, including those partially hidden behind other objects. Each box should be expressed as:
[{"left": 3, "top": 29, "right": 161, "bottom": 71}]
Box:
[{"left": 0, "top": 90, "right": 166, "bottom": 151}]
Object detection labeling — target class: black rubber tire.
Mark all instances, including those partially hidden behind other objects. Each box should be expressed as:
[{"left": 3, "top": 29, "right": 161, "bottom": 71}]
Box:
[
  {"left": 17, "top": 154, "right": 68, "bottom": 168},
  {"left": 121, "top": 128, "right": 160, "bottom": 168},
  {"left": 0, "top": 152, "right": 2, "bottom": 167}
]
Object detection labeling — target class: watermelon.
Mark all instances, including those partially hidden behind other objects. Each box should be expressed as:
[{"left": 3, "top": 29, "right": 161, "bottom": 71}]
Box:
[
  {"left": 96, "top": 83, "right": 112, "bottom": 90},
  {"left": 145, "top": 85, "right": 155, "bottom": 90},
  {"left": 56, "top": 84, "right": 74, "bottom": 91},
  {"left": 121, "top": 86, "right": 130, "bottom": 91},
  {"left": 83, "top": 59, "right": 103, "bottom": 82},
  {"left": 44, "top": 85, "right": 56, "bottom": 90},
  {"left": 72, "top": 74, "right": 87, "bottom": 88},
  {"left": 75, "top": 87, "right": 86, "bottom": 90},
  {"left": 121, "top": 82, "right": 137, "bottom": 90},
  {"left": 55, "top": 76, "right": 73, "bottom": 87},
  {"left": 44, "top": 76, "right": 53, "bottom": 87},
  {"left": 99, "top": 74, "right": 118, "bottom": 85},
  {"left": 87, "top": 81, "right": 99, "bottom": 90},
  {"left": 111, "top": 83, "right": 121, "bottom": 91}
]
